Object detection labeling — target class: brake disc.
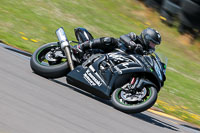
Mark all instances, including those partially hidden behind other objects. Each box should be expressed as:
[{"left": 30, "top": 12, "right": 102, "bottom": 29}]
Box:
[
  {"left": 45, "top": 51, "right": 57, "bottom": 62},
  {"left": 45, "top": 51, "right": 65, "bottom": 62},
  {"left": 120, "top": 88, "right": 147, "bottom": 102}
]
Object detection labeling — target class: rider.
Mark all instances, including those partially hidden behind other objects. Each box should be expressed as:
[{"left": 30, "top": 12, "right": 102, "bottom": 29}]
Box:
[{"left": 74, "top": 28, "right": 161, "bottom": 55}]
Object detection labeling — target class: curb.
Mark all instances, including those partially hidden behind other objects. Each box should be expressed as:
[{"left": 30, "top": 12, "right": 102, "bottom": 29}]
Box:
[{"left": 148, "top": 108, "right": 184, "bottom": 122}]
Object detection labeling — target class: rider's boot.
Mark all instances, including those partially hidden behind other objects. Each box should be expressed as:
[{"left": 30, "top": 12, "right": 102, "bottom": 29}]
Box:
[{"left": 73, "top": 37, "right": 117, "bottom": 55}]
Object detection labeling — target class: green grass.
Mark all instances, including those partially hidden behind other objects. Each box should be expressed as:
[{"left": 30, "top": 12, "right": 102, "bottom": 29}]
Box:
[{"left": 0, "top": 0, "right": 200, "bottom": 126}]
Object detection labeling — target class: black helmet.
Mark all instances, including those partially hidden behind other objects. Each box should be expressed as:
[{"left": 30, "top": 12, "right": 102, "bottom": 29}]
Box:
[{"left": 140, "top": 28, "right": 161, "bottom": 52}]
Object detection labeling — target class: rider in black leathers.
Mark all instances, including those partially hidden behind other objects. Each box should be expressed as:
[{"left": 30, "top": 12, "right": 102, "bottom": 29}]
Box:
[{"left": 74, "top": 28, "right": 161, "bottom": 55}]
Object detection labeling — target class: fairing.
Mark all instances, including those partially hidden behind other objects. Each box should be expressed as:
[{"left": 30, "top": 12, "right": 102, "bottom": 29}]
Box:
[{"left": 67, "top": 51, "right": 166, "bottom": 98}]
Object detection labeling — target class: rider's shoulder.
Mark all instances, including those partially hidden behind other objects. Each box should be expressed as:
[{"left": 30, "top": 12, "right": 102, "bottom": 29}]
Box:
[{"left": 127, "top": 32, "right": 137, "bottom": 41}]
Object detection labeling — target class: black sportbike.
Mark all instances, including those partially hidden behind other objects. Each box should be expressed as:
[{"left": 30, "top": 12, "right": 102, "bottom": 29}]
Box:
[{"left": 30, "top": 27, "right": 167, "bottom": 113}]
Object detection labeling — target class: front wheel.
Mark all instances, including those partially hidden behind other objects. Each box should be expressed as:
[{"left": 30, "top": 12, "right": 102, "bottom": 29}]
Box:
[
  {"left": 111, "top": 86, "right": 157, "bottom": 113},
  {"left": 30, "top": 42, "right": 70, "bottom": 78}
]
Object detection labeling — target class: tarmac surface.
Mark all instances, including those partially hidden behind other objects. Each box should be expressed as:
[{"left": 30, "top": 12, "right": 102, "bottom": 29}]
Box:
[{"left": 0, "top": 43, "right": 199, "bottom": 133}]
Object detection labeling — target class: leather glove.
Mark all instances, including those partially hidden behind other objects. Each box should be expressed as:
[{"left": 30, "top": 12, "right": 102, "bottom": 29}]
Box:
[
  {"left": 134, "top": 44, "right": 144, "bottom": 54},
  {"left": 129, "top": 41, "right": 136, "bottom": 49},
  {"left": 127, "top": 32, "right": 137, "bottom": 41}
]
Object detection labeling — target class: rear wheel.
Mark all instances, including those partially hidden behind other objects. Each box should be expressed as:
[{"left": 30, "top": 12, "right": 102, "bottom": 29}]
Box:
[
  {"left": 111, "top": 86, "right": 157, "bottom": 113},
  {"left": 30, "top": 42, "right": 70, "bottom": 78}
]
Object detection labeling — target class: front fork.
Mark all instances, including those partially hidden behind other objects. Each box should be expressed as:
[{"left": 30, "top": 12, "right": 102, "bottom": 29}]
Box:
[
  {"left": 123, "top": 77, "right": 140, "bottom": 92},
  {"left": 56, "top": 27, "right": 74, "bottom": 70},
  {"left": 126, "top": 77, "right": 156, "bottom": 92},
  {"left": 61, "top": 42, "right": 74, "bottom": 70}
]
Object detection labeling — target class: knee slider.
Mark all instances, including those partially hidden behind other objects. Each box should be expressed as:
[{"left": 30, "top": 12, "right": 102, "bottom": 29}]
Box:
[{"left": 103, "top": 37, "right": 112, "bottom": 44}]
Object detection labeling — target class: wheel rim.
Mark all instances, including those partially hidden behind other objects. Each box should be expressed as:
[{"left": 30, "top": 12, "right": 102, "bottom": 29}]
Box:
[
  {"left": 115, "top": 88, "right": 152, "bottom": 106},
  {"left": 36, "top": 46, "right": 67, "bottom": 66}
]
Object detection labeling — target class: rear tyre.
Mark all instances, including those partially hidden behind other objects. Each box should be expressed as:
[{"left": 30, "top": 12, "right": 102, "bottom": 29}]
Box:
[
  {"left": 111, "top": 86, "right": 157, "bottom": 113},
  {"left": 30, "top": 42, "right": 70, "bottom": 78}
]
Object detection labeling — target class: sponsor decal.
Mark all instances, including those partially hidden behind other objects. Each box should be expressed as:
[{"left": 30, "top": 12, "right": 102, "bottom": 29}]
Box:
[
  {"left": 83, "top": 69, "right": 102, "bottom": 87},
  {"left": 83, "top": 72, "right": 96, "bottom": 86},
  {"left": 108, "top": 53, "right": 132, "bottom": 62},
  {"left": 121, "top": 62, "right": 129, "bottom": 68}
]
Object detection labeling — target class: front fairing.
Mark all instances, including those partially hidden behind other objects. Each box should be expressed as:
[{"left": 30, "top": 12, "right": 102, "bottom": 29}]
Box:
[
  {"left": 144, "top": 52, "right": 167, "bottom": 83},
  {"left": 66, "top": 50, "right": 167, "bottom": 98},
  {"left": 155, "top": 52, "right": 168, "bottom": 75}
]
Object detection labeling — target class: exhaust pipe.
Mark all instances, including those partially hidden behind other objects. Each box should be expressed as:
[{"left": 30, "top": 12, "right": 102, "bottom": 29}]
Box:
[{"left": 56, "top": 27, "right": 74, "bottom": 70}]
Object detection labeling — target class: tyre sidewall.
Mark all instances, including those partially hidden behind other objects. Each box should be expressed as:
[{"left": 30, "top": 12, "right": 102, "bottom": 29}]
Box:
[
  {"left": 30, "top": 42, "right": 70, "bottom": 78},
  {"left": 111, "top": 87, "right": 157, "bottom": 113}
]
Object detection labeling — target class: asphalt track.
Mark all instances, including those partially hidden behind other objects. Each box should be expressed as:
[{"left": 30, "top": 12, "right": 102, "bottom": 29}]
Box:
[{"left": 0, "top": 43, "right": 199, "bottom": 133}]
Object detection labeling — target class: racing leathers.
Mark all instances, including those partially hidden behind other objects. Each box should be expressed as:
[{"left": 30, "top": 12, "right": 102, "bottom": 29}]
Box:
[{"left": 74, "top": 32, "right": 145, "bottom": 55}]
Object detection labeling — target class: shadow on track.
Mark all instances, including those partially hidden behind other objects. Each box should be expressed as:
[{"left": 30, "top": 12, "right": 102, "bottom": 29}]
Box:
[
  {"left": 132, "top": 113, "right": 179, "bottom": 131},
  {"left": 180, "top": 124, "right": 200, "bottom": 132},
  {"left": 50, "top": 78, "right": 180, "bottom": 132}
]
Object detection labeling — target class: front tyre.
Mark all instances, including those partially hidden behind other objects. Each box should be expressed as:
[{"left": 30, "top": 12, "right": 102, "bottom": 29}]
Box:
[
  {"left": 111, "top": 87, "right": 157, "bottom": 113},
  {"left": 30, "top": 42, "right": 70, "bottom": 78}
]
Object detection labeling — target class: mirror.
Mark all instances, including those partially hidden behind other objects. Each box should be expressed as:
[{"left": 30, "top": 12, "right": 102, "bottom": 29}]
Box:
[{"left": 74, "top": 27, "right": 94, "bottom": 43}]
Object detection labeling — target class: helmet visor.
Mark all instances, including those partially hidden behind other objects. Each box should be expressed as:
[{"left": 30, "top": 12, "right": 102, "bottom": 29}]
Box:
[
  {"left": 149, "top": 41, "right": 159, "bottom": 53},
  {"left": 145, "top": 35, "right": 160, "bottom": 45},
  {"left": 149, "top": 41, "right": 156, "bottom": 49}
]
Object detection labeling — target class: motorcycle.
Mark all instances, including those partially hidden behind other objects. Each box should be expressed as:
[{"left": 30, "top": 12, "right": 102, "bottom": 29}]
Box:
[{"left": 30, "top": 27, "right": 167, "bottom": 113}]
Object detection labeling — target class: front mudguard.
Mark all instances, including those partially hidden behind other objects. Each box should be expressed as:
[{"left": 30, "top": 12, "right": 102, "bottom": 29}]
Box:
[
  {"left": 108, "top": 67, "right": 162, "bottom": 96},
  {"left": 135, "top": 78, "right": 157, "bottom": 91}
]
